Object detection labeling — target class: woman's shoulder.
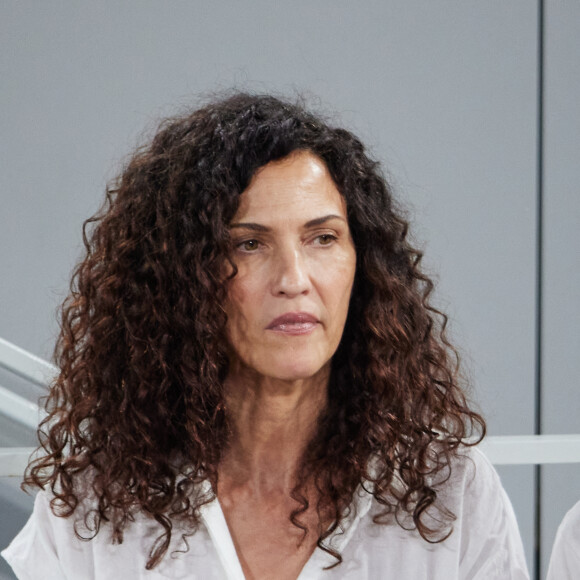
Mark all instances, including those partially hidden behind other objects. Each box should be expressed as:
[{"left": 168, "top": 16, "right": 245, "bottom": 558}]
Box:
[
  {"left": 547, "top": 499, "right": 580, "bottom": 580},
  {"left": 556, "top": 499, "right": 580, "bottom": 537},
  {"left": 431, "top": 444, "right": 514, "bottom": 524},
  {"left": 442, "top": 444, "right": 502, "bottom": 493},
  {"left": 337, "top": 444, "right": 530, "bottom": 579},
  {"left": 2, "top": 484, "right": 214, "bottom": 580},
  {"left": 1, "top": 489, "right": 85, "bottom": 579},
  {"left": 440, "top": 444, "right": 529, "bottom": 578}
]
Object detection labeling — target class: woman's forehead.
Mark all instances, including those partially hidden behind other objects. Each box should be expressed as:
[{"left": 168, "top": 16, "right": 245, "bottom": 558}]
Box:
[{"left": 233, "top": 151, "right": 346, "bottom": 224}]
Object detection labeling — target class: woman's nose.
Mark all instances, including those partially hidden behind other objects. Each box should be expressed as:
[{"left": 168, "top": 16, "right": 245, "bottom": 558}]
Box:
[{"left": 271, "top": 246, "right": 311, "bottom": 297}]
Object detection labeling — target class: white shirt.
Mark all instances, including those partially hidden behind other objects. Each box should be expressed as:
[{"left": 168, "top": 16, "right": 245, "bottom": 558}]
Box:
[
  {"left": 546, "top": 499, "right": 580, "bottom": 580},
  {"left": 2, "top": 447, "right": 529, "bottom": 579}
]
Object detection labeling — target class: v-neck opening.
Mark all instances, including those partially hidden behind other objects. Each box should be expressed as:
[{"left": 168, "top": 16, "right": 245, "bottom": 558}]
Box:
[{"left": 199, "top": 483, "right": 374, "bottom": 580}]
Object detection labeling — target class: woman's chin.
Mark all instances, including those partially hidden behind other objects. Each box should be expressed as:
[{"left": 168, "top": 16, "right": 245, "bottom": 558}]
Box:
[
  {"left": 259, "top": 359, "right": 331, "bottom": 384},
  {"left": 227, "top": 348, "right": 333, "bottom": 385}
]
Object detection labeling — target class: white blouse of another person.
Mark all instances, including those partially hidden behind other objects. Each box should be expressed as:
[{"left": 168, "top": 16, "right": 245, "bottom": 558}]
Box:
[{"left": 547, "top": 499, "right": 580, "bottom": 580}]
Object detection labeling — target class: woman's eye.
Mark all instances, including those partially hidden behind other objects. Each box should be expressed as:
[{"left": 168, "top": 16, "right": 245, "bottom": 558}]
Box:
[
  {"left": 239, "top": 239, "right": 260, "bottom": 252},
  {"left": 315, "top": 234, "right": 337, "bottom": 246}
]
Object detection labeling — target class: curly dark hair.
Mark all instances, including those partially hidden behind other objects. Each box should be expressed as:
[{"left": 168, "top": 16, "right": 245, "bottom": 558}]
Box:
[{"left": 25, "top": 91, "right": 485, "bottom": 570}]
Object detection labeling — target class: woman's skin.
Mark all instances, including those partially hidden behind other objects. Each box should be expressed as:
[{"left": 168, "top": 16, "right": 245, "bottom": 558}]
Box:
[{"left": 218, "top": 151, "right": 357, "bottom": 579}]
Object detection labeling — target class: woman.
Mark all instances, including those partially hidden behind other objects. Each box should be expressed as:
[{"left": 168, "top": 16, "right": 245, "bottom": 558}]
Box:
[{"left": 2, "top": 93, "right": 529, "bottom": 579}]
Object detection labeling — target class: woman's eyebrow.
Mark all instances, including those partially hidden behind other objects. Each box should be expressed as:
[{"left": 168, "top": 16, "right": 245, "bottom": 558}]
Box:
[
  {"left": 304, "top": 214, "right": 346, "bottom": 228},
  {"left": 229, "top": 222, "right": 270, "bottom": 232},
  {"left": 230, "top": 214, "right": 346, "bottom": 231}
]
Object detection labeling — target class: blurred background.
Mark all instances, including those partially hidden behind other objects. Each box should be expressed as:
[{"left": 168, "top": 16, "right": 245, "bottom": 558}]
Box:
[{"left": 1, "top": 2, "right": 578, "bottom": 578}]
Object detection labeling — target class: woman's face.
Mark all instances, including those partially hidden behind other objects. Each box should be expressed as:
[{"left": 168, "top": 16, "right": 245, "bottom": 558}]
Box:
[{"left": 225, "top": 150, "right": 357, "bottom": 382}]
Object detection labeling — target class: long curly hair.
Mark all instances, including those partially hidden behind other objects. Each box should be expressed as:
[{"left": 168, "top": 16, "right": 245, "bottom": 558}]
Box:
[{"left": 25, "top": 92, "right": 485, "bottom": 569}]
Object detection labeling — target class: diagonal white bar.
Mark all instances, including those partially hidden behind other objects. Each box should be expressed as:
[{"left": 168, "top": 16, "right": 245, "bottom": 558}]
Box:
[
  {"left": 0, "top": 337, "right": 57, "bottom": 386},
  {"left": 0, "top": 384, "right": 45, "bottom": 430},
  {"left": 0, "top": 448, "right": 34, "bottom": 477}
]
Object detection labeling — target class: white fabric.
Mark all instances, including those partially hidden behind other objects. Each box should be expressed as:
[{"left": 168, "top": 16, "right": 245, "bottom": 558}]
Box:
[
  {"left": 2, "top": 447, "right": 529, "bottom": 579},
  {"left": 546, "top": 499, "right": 580, "bottom": 580}
]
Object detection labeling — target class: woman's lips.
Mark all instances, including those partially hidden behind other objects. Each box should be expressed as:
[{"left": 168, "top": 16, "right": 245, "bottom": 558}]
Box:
[{"left": 266, "top": 312, "right": 319, "bottom": 335}]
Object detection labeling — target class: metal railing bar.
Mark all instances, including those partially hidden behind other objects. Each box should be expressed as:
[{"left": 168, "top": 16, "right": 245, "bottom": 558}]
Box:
[
  {"left": 479, "top": 434, "right": 580, "bottom": 465},
  {"left": 0, "top": 447, "right": 34, "bottom": 477},
  {"left": 0, "top": 385, "right": 45, "bottom": 430},
  {"left": 0, "top": 337, "right": 57, "bottom": 386}
]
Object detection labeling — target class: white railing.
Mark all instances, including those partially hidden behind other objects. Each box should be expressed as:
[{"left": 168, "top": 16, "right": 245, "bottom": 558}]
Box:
[
  {"left": 0, "top": 385, "right": 45, "bottom": 429},
  {"left": 0, "top": 448, "right": 35, "bottom": 478},
  {"left": 0, "top": 337, "right": 54, "bottom": 429},
  {"left": 0, "top": 337, "right": 57, "bottom": 385},
  {"left": 480, "top": 434, "right": 580, "bottom": 465}
]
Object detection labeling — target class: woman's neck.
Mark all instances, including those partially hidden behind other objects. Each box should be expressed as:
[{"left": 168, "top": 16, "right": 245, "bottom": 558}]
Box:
[{"left": 219, "top": 364, "right": 329, "bottom": 497}]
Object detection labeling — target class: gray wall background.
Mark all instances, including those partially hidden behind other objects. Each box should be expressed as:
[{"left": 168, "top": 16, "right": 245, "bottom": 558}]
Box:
[{"left": 0, "top": 2, "right": 578, "bottom": 579}]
